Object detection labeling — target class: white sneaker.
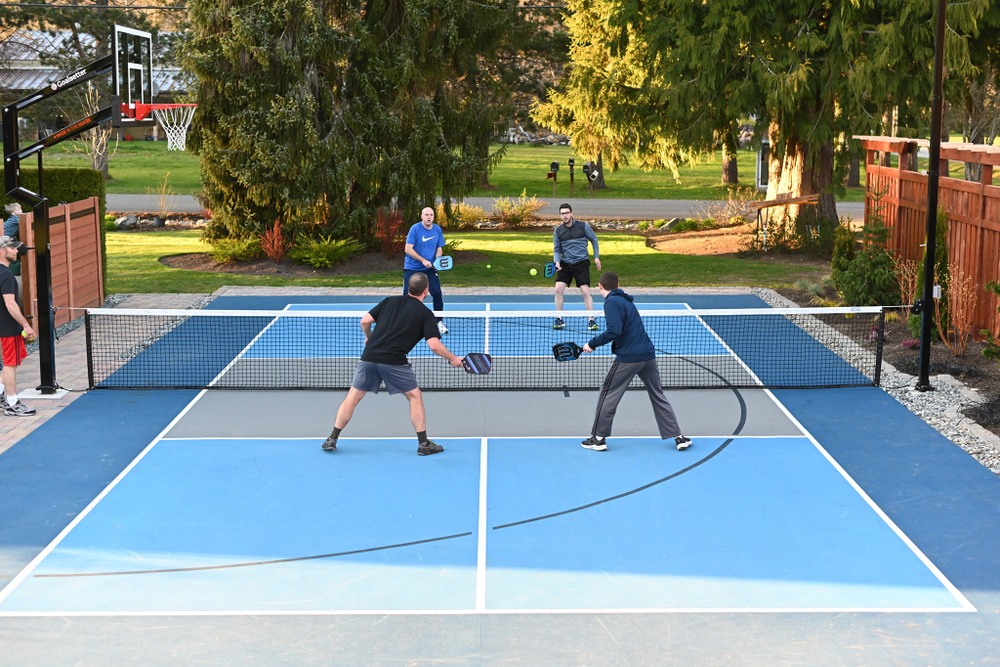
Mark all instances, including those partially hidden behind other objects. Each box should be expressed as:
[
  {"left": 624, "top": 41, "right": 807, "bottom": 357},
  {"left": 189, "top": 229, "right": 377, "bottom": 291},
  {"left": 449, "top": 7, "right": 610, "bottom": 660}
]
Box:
[
  {"left": 437, "top": 321, "right": 449, "bottom": 335},
  {"left": 5, "top": 401, "right": 35, "bottom": 417}
]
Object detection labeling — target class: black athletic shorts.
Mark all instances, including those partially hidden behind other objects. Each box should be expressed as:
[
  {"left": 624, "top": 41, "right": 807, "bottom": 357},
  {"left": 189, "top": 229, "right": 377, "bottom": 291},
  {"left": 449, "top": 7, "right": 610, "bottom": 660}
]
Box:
[{"left": 555, "top": 260, "right": 591, "bottom": 287}]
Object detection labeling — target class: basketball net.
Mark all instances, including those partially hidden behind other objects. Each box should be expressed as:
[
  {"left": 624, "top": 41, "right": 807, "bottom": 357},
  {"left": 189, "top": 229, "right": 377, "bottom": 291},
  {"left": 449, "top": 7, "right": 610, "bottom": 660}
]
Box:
[{"left": 152, "top": 105, "right": 196, "bottom": 151}]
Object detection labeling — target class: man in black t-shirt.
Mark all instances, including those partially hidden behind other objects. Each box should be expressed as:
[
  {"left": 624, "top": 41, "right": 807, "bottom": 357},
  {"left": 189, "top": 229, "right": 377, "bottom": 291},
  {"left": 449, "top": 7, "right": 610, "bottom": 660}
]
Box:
[
  {"left": 322, "top": 272, "right": 462, "bottom": 455},
  {"left": 0, "top": 236, "right": 35, "bottom": 416}
]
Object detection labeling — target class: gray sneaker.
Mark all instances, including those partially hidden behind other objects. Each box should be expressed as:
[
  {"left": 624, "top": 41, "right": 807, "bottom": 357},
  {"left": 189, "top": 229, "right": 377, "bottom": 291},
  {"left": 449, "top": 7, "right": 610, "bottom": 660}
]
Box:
[
  {"left": 321, "top": 436, "right": 338, "bottom": 452},
  {"left": 0, "top": 395, "right": 8, "bottom": 411},
  {"left": 417, "top": 440, "right": 444, "bottom": 456},
  {"left": 5, "top": 401, "right": 35, "bottom": 417}
]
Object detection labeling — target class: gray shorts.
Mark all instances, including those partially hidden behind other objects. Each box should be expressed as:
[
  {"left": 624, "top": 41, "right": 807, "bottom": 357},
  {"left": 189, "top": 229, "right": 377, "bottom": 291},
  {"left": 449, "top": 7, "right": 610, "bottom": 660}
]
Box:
[{"left": 351, "top": 360, "right": 418, "bottom": 395}]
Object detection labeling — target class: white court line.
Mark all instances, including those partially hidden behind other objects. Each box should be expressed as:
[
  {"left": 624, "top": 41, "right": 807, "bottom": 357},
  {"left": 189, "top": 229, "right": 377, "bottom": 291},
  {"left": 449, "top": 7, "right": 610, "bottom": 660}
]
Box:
[
  {"left": 0, "top": 604, "right": 973, "bottom": 618},
  {"left": 476, "top": 437, "right": 488, "bottom": 611}
]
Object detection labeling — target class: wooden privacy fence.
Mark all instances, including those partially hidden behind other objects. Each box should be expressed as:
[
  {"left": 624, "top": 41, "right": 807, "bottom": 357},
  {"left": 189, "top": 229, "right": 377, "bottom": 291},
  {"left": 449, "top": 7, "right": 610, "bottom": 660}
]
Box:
[
  {"left": 856, "top": 136, "right": 1000, "bottom": 337},
  {"left": 18, "top": 197, "right": 105, "bottom": 327}
]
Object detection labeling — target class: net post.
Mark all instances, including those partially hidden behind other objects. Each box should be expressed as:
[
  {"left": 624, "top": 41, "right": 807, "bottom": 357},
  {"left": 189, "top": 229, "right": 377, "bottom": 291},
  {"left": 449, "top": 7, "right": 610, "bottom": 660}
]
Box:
[
  {"left": 85, "top": 311, "right": 96, "bottom": 390},
  {"left": 873, "top": 308, "right": 886, "bottom": 387}
]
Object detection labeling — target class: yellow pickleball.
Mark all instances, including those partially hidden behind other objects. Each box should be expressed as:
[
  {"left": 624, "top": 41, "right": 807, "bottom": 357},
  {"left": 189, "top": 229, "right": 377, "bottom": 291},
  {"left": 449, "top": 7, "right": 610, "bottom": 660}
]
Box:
[{"left": 529, "top": 268, "right": 537, "bottom": 276}]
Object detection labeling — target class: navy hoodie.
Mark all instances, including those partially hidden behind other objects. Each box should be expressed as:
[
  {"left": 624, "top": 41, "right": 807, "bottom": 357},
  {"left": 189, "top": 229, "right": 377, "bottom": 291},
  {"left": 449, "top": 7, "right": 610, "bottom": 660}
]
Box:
[{"left": 586, "top": 288, "right": 655, "bottom": 362}]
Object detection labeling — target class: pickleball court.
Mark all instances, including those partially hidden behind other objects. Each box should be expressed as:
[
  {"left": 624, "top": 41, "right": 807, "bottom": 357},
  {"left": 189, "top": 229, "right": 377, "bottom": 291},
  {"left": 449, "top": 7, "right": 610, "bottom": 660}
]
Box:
[{"left": 1, "top": 291, "right": 999, "bottom": 665}]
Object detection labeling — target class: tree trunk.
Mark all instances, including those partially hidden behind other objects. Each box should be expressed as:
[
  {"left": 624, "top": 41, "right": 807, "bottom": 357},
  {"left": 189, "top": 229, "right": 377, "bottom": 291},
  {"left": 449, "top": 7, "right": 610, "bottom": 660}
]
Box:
[
  {"left": 593, "top": 152, "right": 607, "bottom": 190},
  {"left": 965, "top": 126, "right": 984, "bottom": 182},
  {"left": 845, "top": 155, "right": 860, "bottom": 187},
  {"left": 91, "top": 134, "right": 110, "bottom": 180},
  {"left": 721, "top": 124, "right": 739, "bottom": 184},
  {"left": 766, "top": 121, "right": 837, "bottom": 229}
]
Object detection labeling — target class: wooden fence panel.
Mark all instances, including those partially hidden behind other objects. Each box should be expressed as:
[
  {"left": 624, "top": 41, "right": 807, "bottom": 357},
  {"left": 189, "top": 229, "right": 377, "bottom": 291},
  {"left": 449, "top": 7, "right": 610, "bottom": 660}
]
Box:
[
  {"left": 859, "top": 137, "right": 1000, "bottom": 337},
  {"left": 18, "top": 197, "right": 105, "bottom": 328}
]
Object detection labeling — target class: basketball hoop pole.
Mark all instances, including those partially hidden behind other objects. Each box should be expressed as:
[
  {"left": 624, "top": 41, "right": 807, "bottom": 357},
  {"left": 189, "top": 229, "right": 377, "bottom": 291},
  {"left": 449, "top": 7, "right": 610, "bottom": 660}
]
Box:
[{"left": 3, "top": 55, "right": 117, "bottom": 394}]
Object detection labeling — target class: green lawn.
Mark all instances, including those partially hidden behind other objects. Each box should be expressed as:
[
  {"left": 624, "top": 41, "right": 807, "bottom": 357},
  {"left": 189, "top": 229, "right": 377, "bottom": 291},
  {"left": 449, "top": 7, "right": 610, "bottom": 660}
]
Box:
[
  {"left": 41, "top": 141, "right": 204, "bottom": 196},
  {"left": 105, "top": 228, "right": 829, "bottom": 294},
  {"left": 48, "top": 140, "right": 872, "bottom": 201},
  {"left": 476, "top": 144, "right": 862, "bottom": 202}
]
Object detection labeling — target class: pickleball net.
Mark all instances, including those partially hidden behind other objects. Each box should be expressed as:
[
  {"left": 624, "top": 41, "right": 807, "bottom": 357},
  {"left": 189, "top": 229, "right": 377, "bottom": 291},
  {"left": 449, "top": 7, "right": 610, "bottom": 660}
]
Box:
[{"left": 84, "top": 306, "right": 886, "bottom": 391}]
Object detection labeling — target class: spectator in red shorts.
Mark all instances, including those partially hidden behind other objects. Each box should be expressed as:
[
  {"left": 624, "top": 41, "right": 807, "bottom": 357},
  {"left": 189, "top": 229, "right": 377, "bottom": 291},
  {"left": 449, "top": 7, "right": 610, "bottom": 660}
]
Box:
[{"left": 0, "top": 236, "right": 35, "bottom": 416}]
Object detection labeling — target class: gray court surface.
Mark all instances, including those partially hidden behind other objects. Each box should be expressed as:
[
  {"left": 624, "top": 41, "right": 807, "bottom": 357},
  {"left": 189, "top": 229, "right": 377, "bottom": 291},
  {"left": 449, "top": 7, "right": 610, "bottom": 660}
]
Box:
[{"left": 167, "top": 388, "right": 794, "bottom": 440}]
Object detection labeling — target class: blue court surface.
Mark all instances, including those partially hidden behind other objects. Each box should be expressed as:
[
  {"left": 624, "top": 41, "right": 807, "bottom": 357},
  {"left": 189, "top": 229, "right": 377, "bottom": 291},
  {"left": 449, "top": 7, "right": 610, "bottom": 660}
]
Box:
[{"left": 2, "top": 292, "right": 999, "bottom": 665}]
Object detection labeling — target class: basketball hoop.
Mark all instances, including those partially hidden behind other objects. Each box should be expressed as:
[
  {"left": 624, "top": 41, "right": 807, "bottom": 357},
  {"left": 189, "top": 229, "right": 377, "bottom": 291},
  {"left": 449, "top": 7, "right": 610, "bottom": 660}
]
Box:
[{"left": 149, "top": 104, "right": 196, "bottom": 151}]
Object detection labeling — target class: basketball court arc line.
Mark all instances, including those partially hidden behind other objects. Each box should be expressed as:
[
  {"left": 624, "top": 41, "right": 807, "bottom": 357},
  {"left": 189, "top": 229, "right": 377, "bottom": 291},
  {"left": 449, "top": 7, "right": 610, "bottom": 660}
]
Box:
[
  {"left": 33, "top": 532, "right": 473, "bottom": 579},
  {"left": 492, "top": 438, "right": 733, "bottom": 530},
  {"left": 763, "top": 388, "right": 977, "bottom": 612},
  {"left": 493, "top": 385, "right": 749, "bottom": 530}
]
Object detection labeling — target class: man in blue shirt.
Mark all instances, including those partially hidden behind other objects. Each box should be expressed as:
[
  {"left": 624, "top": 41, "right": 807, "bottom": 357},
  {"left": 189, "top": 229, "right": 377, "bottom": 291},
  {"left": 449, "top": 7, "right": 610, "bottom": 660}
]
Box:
[
  {"left": 580, "top": 272, "right": 691, "bottom": 452},
  {"left": 404, "top": 207, "right": 448, "bottom": 335}
]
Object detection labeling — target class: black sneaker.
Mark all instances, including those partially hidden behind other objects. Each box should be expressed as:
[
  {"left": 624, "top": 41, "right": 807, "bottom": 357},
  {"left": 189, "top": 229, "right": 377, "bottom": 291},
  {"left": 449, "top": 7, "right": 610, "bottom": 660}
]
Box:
[
  {"left": 0, "top": 395, "right": 8, "bottom": 411},
  {"left": 553, "top": 317, "right": 565, "bottom": 330},
  {"left": 418, "top": 440, "right": 444, "bottom": 456},
  {"left": 5, "top": 401, "right": 35, "bottom": 417},
  {"left": 321, "top": 436, "right": 338, "bottom": 452},
  {"left": 675, "top": 435, "right": 692, "bottom": 451},
  {"left": 581, "top": 436, "right": 607, "bottom": 451},
  {"left": 588, "top": 318, "right": 599, "bottom": 331}
]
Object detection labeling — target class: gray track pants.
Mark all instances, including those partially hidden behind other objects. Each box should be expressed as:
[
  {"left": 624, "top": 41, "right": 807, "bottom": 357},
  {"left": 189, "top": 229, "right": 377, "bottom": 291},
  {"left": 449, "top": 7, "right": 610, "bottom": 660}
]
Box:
[{"left": 590, "top": 358, "right": 681, "bottom": 440}]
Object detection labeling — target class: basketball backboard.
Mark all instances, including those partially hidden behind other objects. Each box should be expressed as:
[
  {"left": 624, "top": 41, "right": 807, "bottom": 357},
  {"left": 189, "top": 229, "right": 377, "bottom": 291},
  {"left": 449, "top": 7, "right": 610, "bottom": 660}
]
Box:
[{"left": 113, "top": 25, "right": 153, "bottom": 121}]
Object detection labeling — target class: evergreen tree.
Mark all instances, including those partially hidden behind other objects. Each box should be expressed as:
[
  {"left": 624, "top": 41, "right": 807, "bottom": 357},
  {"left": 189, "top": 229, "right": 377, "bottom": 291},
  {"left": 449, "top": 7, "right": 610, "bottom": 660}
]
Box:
[
  {"left": 185, "top": 0, "right": 521, "bottom": 243},
  {"left": 539, "top": 0, "right": 990, "bottom": 224}
]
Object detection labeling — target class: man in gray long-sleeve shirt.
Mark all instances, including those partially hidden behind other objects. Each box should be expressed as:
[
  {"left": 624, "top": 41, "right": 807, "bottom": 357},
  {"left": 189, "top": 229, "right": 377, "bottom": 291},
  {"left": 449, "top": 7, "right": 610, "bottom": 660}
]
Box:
[{"left": 552, "top": 203, "right": 601, "bottom": 331}]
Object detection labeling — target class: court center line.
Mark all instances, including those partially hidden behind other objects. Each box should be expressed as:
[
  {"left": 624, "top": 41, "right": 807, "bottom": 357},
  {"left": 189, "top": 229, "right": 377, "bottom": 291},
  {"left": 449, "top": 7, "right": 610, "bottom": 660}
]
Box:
[{"left": 476, "top": 437, "right": 488, "bottom": 611}]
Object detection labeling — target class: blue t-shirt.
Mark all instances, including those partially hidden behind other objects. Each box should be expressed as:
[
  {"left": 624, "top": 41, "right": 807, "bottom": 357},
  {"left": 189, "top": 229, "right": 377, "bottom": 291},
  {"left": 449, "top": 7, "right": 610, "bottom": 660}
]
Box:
[{"left": 404, "top": 222, "right": 445, "bottom": 270}]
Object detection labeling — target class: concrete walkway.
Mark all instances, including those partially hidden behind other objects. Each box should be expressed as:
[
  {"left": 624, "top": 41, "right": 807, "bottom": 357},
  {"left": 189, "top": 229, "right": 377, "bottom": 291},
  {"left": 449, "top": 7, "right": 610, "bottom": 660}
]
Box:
[{"left": 108, "top": 194, "right": 866, "bottom": 221}]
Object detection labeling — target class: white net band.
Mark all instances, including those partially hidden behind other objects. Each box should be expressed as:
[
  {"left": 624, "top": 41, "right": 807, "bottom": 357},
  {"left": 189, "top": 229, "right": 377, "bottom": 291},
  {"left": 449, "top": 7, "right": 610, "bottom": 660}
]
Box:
[{"left": 152, "top": 106, "right": 196, "bottom": 151}]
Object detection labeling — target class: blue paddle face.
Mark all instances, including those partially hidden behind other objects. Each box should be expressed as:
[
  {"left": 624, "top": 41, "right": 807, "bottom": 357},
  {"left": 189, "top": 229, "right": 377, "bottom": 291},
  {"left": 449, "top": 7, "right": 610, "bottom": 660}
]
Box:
[
  {"left": 433, "top": 255, "right": 453, "bottom": 271},
  {"left": 462, "top": 352, "right": 492, "bottom": 374},
  {"left": 544, "top": 262, "right": 556, "bottom": 278},
  {"left": 552, "top": 342, "right": 582, "bottom": 362}
]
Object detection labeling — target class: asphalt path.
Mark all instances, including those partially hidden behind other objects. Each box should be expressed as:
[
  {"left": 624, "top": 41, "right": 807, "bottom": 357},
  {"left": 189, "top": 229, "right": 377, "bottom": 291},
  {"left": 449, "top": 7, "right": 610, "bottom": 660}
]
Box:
[{"left": 107, "top": 193, "right": 865, "bottom": 221}]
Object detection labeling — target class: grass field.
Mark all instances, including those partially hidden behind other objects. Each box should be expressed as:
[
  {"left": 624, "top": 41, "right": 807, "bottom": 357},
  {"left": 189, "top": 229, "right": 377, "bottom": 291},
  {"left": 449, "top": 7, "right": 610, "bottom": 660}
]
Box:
[
  {"left": 105, "top": 228, "right": 828, "bottom": 294},
  {"left": 43, "top": 140, "right": 878, "bottom": 201}
]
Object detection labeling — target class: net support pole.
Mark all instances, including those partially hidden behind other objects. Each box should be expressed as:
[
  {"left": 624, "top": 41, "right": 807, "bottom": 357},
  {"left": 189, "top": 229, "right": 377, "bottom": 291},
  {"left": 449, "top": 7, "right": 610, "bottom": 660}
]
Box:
[
  {"left": 31, "top": 197, "right": 58, "bottom": 393},
  {"left": 916, "top": 0, "right": 947, "bottom": 393}
]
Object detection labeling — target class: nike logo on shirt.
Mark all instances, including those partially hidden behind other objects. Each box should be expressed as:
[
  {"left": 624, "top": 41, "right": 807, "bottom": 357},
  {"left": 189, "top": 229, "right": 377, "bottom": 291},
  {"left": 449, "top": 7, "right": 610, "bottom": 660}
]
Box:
[{"left": 422, "top": 236, "right": 435, "bottom": 242}]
